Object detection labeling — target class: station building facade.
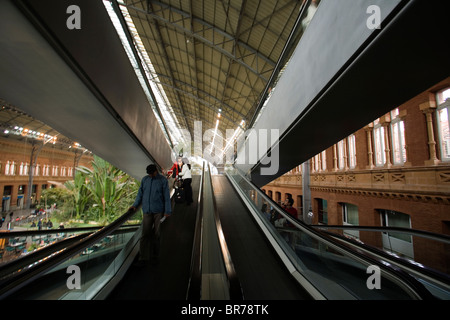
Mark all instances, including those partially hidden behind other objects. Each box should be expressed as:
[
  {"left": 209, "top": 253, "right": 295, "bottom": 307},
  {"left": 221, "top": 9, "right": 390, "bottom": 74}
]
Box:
[
  {"left": 263, "top": 78, "right": 450, "bottom": 272},
  {"left": 0, "top": 136, "right": 93, "bottom": 214}
]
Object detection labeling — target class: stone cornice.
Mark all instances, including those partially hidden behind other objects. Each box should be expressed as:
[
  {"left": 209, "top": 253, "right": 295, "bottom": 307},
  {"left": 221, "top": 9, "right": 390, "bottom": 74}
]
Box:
[
  {"left": 310, "top": 185, "right": 450, "bottom": 205},
  {"left": 265, "top": 165, "right": 450, "bottom": 205}
]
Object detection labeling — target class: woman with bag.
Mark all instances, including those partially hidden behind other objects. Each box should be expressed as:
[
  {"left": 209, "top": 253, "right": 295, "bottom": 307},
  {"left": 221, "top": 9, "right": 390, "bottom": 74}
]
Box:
[{"left": 179, "top": 158, "right": 193, "bottom": 205}]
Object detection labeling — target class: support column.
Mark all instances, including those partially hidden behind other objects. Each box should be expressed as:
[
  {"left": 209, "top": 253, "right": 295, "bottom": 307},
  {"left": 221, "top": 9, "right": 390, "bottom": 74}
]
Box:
[
  {"left": 73, "top": 150, "right": 83, "bottom": 179},
  {"left": 398, "top": 109, "right": 412, "bottom": 166},
  {"left": 343, "top": 139, "right": 349, "bottom": 171},
  {"left": 420, "top": 101, "right": 440, "bottom": 166},
  {"left": 332, "top": 144, "right": 338, "bottom": 171},
  {"left": 364, "top": 124, "right": 374, "bottom": 169},
  {"left": 302, "top": 160, "right": 312, "bottom": 223},
  {"left": 382, "top": 124, "right": 392, "bottom": 168},
  {"left": 26, "top": 141, "right": 44, "bottom": 209},
  {"left": 378, "top": 114, "right": 392, "bottom": 168}
]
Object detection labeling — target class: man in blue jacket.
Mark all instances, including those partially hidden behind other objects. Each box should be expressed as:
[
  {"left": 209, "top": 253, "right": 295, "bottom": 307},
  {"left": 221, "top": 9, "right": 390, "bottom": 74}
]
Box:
[{"left": 131, "top": 164, "right": 171, "bottom": 265}]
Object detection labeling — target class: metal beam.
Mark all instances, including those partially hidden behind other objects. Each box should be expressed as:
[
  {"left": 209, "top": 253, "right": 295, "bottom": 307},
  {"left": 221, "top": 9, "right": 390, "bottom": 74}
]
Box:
[
  {"left": 148, "top": 0, "right": 276, "bottom": 67},
  {"left": 152, "top": 76, "right": 247, "bottom": 123},
  {"left": 124, "top": 3, "right": 271, "bottom": 81},
  {"left": 111, "top": 0, "right": 174, "bottom": 148}
]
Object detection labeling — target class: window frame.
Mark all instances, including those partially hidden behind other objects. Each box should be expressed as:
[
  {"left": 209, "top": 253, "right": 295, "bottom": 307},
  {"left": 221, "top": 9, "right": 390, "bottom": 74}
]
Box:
[
  {"left": 373, "top": 120, "right": 386, "bottom": 167},
  {"left": 436, "top": 88, "right": 450, "bottom": 162},
  {"left": 348, "top": 134, "right": 356, "bottom": 169},
  {"left": 337, "top": 139, "right": 346, "bottom": 170},
  {"left": 390, "top": 109, "right": 407, "bottom": 165}
]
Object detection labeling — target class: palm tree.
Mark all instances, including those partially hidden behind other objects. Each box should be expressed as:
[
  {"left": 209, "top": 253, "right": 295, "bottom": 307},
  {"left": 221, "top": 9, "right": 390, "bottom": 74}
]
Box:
[
  {"left": 64, "top": 169, "right": 92, "bottom": 220},
  {"left": 77, "top": 156, "right": 138, "bottom": 223}
]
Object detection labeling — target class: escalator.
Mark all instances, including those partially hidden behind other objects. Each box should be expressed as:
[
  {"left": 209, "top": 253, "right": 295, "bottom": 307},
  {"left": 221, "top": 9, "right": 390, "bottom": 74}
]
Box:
[
  {"left": 221, "top": 167, "right": 450, "bottom": 300},
  {"left": 0, "top": 175, "right": 201, "bottom": 300},
  {"left": 107, "top": 175, "right": 201, "bottom": 300},
  {"left": 212, "top": 174, "right": 311, "bottom": 299},
  {"left": 0, "top": 222, "right": 140, "bottom": 299}
]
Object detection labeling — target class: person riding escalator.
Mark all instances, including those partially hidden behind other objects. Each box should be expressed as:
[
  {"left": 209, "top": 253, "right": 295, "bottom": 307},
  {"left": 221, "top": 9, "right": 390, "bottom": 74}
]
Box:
[{"left": 178, "top": 158, "right": 193, "bottom": 205}]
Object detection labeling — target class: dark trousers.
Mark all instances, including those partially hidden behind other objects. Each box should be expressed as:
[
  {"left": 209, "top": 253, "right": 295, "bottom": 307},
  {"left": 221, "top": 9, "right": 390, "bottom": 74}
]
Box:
[
  {"left": 183, "top": 178, "right": 193, "bottom": 204},
  {"left": 140, "top": 212, "right": 162, "bottom": 261}
]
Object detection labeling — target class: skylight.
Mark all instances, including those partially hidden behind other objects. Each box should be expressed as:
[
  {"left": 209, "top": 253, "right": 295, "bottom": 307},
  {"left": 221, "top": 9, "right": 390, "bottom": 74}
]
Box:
[{"left": 103, "top": 1, "right": 187, "bottom": 149}]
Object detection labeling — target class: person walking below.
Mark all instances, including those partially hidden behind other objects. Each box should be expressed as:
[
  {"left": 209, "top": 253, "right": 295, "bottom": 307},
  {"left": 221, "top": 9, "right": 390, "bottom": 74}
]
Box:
[
  {"left": 167, "top": 156, "right": 182, "bottom": 188},
  {"left": 178, "top": 158, "right": 193, "bottom": 205},
  {"left": 130, "top": 164, "right": 172, "bottom": 265}
]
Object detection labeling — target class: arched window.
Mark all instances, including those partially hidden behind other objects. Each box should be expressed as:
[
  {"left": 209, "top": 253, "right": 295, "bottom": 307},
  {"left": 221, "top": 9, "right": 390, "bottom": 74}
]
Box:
[
  {"left": 6, "top": 161, "right": 16, "bottom": 176},
  {"left": 348, "top": 134, "right": 356, "bottom": 169},
  {"left": 436, "top": 88, "right": 450, "bottom": 161},
  {"left": 373, "top": 119, "right": 386, "bottom": 166},
  {"left": 5, "top": 161, "right": 10, "bottom": 175},
  {"left": 391, "top": 108, "right": 407, "bottom": 165},
  {"left": 337, "top": 139, "right": 346, "bottom": 169}
]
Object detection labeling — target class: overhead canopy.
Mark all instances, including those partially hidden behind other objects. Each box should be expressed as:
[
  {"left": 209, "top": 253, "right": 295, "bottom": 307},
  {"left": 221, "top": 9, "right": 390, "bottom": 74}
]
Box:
[{"left": 119, "top": 0, "right": 309, "bottom": 141}]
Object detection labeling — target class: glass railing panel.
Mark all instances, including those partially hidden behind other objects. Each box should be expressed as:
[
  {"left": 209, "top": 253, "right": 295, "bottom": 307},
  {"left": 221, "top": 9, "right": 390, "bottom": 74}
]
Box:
[
  {"left": 319, "top": 227, "right": 450, "bottom": 299},
  {"left": 225, "top": 167, "right": 425, "bottom": 299},
  {"left": 4, "top": 214, "right": 141, "bottom": 300},
  {"left": 58, "top": 225, "right": 138, "bottom": 300},
  {"left": 0, "top": 228, "right": 97, "bottom": 267},
  {"left": 320, "top": 228, "right": 449, "bottom": 275}
]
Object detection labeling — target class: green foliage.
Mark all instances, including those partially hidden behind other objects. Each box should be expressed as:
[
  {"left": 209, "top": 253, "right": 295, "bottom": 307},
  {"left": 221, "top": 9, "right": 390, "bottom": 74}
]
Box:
[
  {"left": 63, "top": 169, "right": 92, "bottom": 220},
  {"left": 42, "top": 155, "right": 139, "bottom": 224},
  {"left": 41, "top": 187, "right": 72, "bottom": 209}
]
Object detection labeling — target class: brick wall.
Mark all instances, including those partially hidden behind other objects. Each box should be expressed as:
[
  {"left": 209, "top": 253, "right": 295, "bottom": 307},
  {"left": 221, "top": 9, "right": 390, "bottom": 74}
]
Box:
[
  {"left": 0, "top": 136, "right": 93, "bottom": 212},
  {"left": 263, "top": 77, "right": 450, "bottom": 273}
]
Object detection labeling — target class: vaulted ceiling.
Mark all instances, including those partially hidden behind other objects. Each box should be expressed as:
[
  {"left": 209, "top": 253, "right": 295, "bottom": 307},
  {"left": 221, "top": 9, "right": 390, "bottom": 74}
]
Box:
[{"left": 119, "top": 0, "right": 309, "bottom": 141}]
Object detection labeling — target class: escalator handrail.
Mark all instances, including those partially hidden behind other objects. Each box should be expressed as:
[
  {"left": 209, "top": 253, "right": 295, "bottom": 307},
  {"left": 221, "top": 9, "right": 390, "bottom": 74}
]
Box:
[
  {"left": 0, "top": 233, "right": 90, "bottom": 280},
  {"left": 208, "top": 165, "right": 243, "bottom": 300},
  {"left": 319, "top": 229, "right": 450, "bottom": 288},
  {"left": 0, "top": 225, "right": 140, "bottom": 281},
  {"left": 0, "top": 207, "right": 140, "bottom": 299},
  {"left": 186, "top": 162, "right": 205, "bottom": 300},
  {"left": 227, "top": 168, "right": 435, "bottom": 300},
  {"left": 0, "top": 225, "right": 105, "bottom": 238}
]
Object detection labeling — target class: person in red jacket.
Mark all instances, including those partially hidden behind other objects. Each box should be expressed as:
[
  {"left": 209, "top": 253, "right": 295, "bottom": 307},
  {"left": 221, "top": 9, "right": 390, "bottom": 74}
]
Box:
[
  {"left": 284, "top": 197, "right": 298, "bottom": 220},
  {"left": 168, "top": 157, "right": 182, "bottom": 178}
]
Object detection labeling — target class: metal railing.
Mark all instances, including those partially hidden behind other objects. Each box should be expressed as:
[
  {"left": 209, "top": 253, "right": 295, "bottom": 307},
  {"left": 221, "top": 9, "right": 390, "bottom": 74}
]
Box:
[
  {"left": 186, "top": 162, "right": 205, "bottom": 300},
  {"left": 225, "top": 166, "right": 438, "bottom": 300},
  {"left": 312, "top": 224, "right": 450, "bottom": 299},
  {"left": 0, "top": 207, "right": 141, "bottom": 299},
  {"left": 187, "top": 162, "right": 243, "bottom": 300}
]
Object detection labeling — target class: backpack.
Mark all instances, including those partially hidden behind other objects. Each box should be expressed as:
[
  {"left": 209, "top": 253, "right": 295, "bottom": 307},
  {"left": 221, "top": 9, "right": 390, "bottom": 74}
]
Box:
[{"left": 174, "top": 187, "right": 185, "bottom": 203}]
